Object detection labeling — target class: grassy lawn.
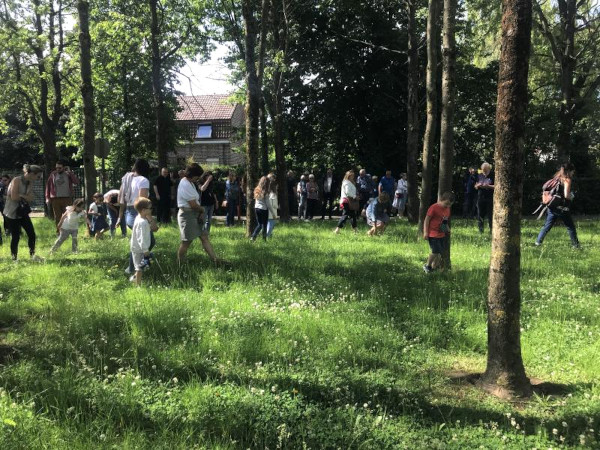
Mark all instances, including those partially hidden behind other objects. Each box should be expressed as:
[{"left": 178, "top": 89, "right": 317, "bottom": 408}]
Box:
[{"left": 0, "top": 217, "right": 599, "bottom": 449}]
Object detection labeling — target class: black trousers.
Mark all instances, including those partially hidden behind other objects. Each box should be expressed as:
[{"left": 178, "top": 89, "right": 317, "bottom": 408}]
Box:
[
  {"left": 463, "top": 192, "right": 476, "bottom": 218},
  {"left": 252, "top": 208, "right": 269, "bottom": 240},
  {"left": 307, "top": 199, "right": 318, "bottom": 219},
  {"left": 321, "top": 192, "right": 334, "bottom": 218},
  {"left": 6, "top": 216, "right": 36, "bottom": 259},
  {"left": 337, "top": 204, "right": 357, "bottom": 229},
  {"left": 157, "top": 196, "right": 171, "bottom": 223},
  {"left": 477, "top": 197, "right": 493, "bottom": 232}
]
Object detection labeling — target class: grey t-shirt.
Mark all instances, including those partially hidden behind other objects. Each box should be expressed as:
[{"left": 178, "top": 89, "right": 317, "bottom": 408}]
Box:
[{"left": 54, "top": 172, "right": 71, "bottom": 198}]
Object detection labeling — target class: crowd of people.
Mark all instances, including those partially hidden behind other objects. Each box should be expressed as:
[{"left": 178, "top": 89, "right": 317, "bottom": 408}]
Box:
[{"left": 0, "top": 159, "right": 582, "bottom": 285}]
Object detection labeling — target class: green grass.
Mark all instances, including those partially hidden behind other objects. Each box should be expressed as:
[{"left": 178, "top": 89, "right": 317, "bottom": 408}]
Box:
[{"left": 0, "top": 217, "right": 599, "bottom": 449}]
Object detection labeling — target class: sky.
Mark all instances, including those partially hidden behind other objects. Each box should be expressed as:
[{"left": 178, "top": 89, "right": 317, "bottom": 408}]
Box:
[{"left": 174, "top": 44, "right": 235, "bottom": 96}]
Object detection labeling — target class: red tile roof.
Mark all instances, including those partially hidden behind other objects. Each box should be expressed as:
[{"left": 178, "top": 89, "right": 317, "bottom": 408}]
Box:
[{"left": 176, "top": 95, "right": 238, "bottom": 121}]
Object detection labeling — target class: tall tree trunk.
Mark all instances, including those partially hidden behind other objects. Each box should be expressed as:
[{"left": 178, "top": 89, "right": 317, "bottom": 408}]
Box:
[
  {"left": 273, "top": 73, "right": 289, "bottom": 222},
  {"left": 242, "top": 0, "right": 261, "bottom": 236},
  {"left": 418, "top": 0, "right": 442, "bottom": 233},
  {"left": 481, "top": 0, "right": 533, "bottom": 398},
  {"left": 405, "top": 0, "right": 420, "bottom": 224},
  {"left": 438, "top": 0, "right": 457, "bottom": 268},
  {"left": 150, "top": 0, "right": 168, "bottom": 169},
  {"left": 259, "top": 99, "right": 269, "bottom": 175},
  {"left": 257, "top": 0, "right": 270, "bottom": 177},
  {"left": 122, "top": 62, "right": 133, "bottom": 169},
  {"left": 269, "top": 0, "right": 290, "bottom": 222},
  {"left": 555, "top": 0, "right": 576, "bottom": 163},
  {"left": 77, "top": 0, "right": 97, "bottom": 201}
]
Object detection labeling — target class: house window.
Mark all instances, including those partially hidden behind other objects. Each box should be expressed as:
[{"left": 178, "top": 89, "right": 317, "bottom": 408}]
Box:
[{"left": 196, "top": 124, "right": 212, "bottom": 139}]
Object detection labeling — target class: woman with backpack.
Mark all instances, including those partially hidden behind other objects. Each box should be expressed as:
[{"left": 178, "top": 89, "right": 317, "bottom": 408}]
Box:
[
  {"left": 3, "top": 164, "right": 44, "bottom": 261},
  {"left": 535, "top": 162, "right": 580, "bottom": 248}
]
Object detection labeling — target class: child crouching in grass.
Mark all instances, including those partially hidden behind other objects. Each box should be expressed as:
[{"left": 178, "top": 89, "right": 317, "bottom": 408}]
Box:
[
  {"left": 423, "top": 191, "right": 455, "bottom": 273},
  {"left": 130, "top": 197, "right": 153, "bottom": 286},
  {"left": 50, "top": 198, "right": 89, "bottom": 254}
]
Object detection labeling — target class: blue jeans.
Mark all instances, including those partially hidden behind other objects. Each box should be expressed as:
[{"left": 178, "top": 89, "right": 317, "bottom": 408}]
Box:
[
  {"left": 298, "top": 196, "right": 307, "bottom": 219},
  {"left": 536, "top": 208, "right": 579, "bottom": 247},
  {"left": 226, "top": 200, "right": 238, "bottom": 226},
  {"left": 267, "top": 219, "right": 276, "bottom": 237},
  {"left": 108, "top": 206, "right": 127, "bottom": 236},
  {"left": 251, "top": 208, "right": 269, "bottom": 240},
  {"left": 203, "top": 204, "right": 214, "bottom": 234}
]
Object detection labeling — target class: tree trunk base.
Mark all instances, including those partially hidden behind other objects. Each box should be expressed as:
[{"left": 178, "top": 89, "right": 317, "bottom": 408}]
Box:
[
  {"left": 447, "top": 371, "right": 532, "bottom": 400},
  {"left": 478, "top": 372, "right": 532, "bottom": 399}
]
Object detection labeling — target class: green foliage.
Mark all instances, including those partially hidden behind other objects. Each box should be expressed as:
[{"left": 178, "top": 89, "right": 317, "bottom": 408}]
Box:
[{"left": 0, "top": 218, "right": 599, "bottom": 448}]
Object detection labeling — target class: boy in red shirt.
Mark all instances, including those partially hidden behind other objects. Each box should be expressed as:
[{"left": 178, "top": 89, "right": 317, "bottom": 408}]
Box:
[{"left": 423, "top": 192, "right": 455, "bottom": 273}]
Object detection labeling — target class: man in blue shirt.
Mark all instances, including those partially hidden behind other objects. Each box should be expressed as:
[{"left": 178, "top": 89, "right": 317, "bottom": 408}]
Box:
[{"left": 378, "top": 170, "right": 395, "bottom": 215}]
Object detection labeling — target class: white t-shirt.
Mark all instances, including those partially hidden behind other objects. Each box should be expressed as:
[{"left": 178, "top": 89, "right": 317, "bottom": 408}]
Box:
[
  {"left": 177, "top": 178, "right": 200, "bottom": 208},
  {"left": 61, "top": 206, "right": 86, "bottom": 231},
  {"left": 340, "top": 180, "right": 357, "bottom": 202},
  {"left": 127, "top": 176, "right": 150, "bottom": 206},
  {"left": 396, "top": 179, "right": 407, "bottom": 194},
  {"left": 131, "top": 215, "right": 151, "bottom": 254},
  {"left": 89, "top": 202, "right": 99, "bottom": 214}
]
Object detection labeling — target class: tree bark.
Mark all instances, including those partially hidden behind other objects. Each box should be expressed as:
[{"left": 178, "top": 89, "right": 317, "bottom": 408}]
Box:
[
  {"left": 270, "top": 0, "right": 290, "bottom": 222},
  {"left": 258, "top": 0, "right": 270, "bottom": 177},
  {"left": 481, "top": 0, "right": 533, "bottom": 398},
  {"left": 242, "top": 0, "right": 261, "bottom": 236},
  {"left": 122, "top": 62, "right": 133, "bottom": 170},
  {"left": 150, "top": 0, "right": 169, "bottom": 169},
  {"left": 77, "top": 0, "right": 97, "bottom": 201},
  {"left": 259, "top": 99, "right": 269, "bottom": 175},
  {"left": 438, "top": 0, "right": 457, "bottom": 269},
  {"left": 405, "top": 0, "right": 420, "bottom": 224},
  {"left": 555, "top": 0, "right": 576, "bottom": 163},
  {"left": 417, "top": 0, "right": 441, "bottom": 234}
]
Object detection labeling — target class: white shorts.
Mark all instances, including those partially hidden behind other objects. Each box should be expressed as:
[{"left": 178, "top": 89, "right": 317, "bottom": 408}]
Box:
[{"left": 132, "top": 252, "right": 145, "bottom": 271}]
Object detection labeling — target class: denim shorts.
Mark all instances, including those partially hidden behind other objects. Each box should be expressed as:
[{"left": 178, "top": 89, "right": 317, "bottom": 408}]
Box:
[{"left": 428, "top": 237, "right": 445, "bottom": 254}]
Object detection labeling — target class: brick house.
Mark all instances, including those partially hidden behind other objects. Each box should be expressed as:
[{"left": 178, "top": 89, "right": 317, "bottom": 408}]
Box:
[{"left": 170, "top": 94, "right": 245, "bottom": 167}]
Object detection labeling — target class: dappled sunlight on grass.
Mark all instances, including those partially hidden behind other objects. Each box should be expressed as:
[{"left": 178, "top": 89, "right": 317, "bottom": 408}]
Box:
[{"left": 0, "top": 217, "right": 598, "bottom": 448}]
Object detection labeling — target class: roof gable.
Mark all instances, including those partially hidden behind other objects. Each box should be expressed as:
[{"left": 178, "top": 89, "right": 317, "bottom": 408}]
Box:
[{"left": 176, "top": 95, "right": 238, "bottom": 121}]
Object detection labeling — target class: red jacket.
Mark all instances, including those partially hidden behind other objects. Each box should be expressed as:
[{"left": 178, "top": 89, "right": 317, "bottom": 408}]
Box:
[{"left": 45, "top": 170, "right": 80, "bottom": 201}]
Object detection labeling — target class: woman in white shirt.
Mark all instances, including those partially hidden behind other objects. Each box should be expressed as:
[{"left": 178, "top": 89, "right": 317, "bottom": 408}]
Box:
[
  {"left": 118, "top": 159, "right": 158, "bottom": 275},
  {"left": 392, "top": 172, "right": 408, "bottom": 217},
  {"left": 333, "top": 170, "right": 359, "bottom": 234},
  {"left": 117, "top": 159, "right": 151, "bottom": 229},
  {"left": 177, "top": 163, "right": 219, "bottom": 264},
  {"left": 250, "top": 176, "right": 277, "bottom": 241}
]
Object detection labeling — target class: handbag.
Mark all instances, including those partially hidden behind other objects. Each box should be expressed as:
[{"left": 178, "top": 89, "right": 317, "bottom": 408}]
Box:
[
  {"left": 17, "top": 200, "right": 32, "bottom": 217},
  {"left": 348, "top": 198, "right": 360, "bottom": 212}
]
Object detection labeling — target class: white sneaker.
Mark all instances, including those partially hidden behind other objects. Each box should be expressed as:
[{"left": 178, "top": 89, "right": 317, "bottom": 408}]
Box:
[
  {"left": 129, "top": 275, "right": 136, "bottom": 282},
  {"left": 124, "top": 266, "right": 132, "bottom": 275}
]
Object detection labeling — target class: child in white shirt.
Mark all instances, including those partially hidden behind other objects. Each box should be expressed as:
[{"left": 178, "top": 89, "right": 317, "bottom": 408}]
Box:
[
  {"left": 89, "top": 192, "right": 110, "bottom": 239},
  {"left": 50, "top": 198, "right": 89, "bottom": 253},
  {"left": 130, "top": 197, "right": 153, "bottom": 286},
  {"left": 267, "top": 182, "right": 279, "bottom": 238}
]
